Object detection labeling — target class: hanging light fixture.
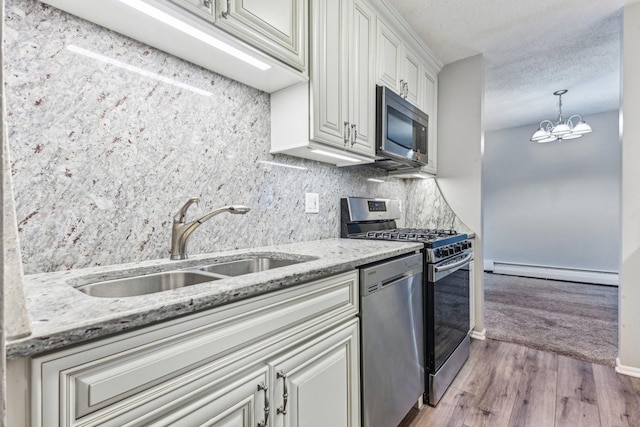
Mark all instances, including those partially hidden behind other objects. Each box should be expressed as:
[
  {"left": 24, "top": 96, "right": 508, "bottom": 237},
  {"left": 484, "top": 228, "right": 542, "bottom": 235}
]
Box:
[{"left": 530, "top": 89, "right": 593, "bottom": 143}]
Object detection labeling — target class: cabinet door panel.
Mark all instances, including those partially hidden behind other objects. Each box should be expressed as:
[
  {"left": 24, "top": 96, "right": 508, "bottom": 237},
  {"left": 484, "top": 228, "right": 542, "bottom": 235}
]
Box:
[
  {"left": 403, "top": 47, "right": 421, "bottom": 106},
  {"left": 141, "top": 367, "right": 268, "bottom": 426},
  {"left": 376, "top": 19, "right": 402, "bottom": 94},
  {"left": 348, "top": 0, "right": 376, "bottom": 156},
  {"left": 217, "top": 0, "right": 307, "bottom": 71},
  {"left": 271, "top": 321, "right": 359, "bottom": 427},
  {"left": 311, "top": 0, "right": 348, "bottom": 147}
]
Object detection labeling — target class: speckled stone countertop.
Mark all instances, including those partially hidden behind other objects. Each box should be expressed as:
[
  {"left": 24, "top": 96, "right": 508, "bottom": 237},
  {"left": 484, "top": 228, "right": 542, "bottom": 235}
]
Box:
[{"left": 7, "top": 238, "right": 422, "bottom": 359}]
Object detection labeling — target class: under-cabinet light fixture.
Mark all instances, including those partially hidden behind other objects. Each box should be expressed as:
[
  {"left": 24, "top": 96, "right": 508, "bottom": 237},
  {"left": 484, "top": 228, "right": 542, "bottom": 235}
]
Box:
[
  {"left": 367, "top": 178, "right": 386, "bottom": 183},
  {"left": 66, "top": 45, "right": 213, "bottom": 97},
  {"left": 258, "top": 160, "right": 308, "bottom": 171},
  {"left": 115, "top": 0, "right": 271, "bottom": 71},
  {"left": 309, "top": 149, "right": 362, "bottom": 163}
]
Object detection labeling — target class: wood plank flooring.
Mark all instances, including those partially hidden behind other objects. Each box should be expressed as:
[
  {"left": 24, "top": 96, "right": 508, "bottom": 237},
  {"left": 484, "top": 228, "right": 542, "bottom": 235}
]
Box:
[{"left": 400, "top": 339, "right": 640, "bottom": 427}]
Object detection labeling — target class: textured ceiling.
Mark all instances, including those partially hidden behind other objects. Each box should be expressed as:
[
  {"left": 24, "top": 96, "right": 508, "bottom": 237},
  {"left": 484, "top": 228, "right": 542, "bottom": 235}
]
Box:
[{"left": 387, "top": 0, "right": 631, "bottom": 131}]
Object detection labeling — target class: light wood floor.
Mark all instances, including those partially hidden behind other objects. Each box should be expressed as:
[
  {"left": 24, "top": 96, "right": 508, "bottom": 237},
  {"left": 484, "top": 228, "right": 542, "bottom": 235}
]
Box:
[{"left": 400, "top": 338, "right": 640, "bottom": 427}]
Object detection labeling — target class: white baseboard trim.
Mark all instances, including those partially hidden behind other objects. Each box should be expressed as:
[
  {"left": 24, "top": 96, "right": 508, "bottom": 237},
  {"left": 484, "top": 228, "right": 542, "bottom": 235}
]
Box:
[
  {"left": 488, "top": 262, "right": 618, "bottom": 286},
  {"left": 616, "top": 358, "right": 640, "bottom": 378},
  {"left": 470, "top": 329, "right": 486, "bottom": 340},
  {"left": 484, "top": 259, "right": 495, "bottom": 271}
]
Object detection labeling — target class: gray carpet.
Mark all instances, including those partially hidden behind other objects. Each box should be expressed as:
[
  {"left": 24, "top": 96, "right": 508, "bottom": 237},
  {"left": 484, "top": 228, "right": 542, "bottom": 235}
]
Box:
[{"left": 483, "top": 273, "right": 618, "bottom": 366}]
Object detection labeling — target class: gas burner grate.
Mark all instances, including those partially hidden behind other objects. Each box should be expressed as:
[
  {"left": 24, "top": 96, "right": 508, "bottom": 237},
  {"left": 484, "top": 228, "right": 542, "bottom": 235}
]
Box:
[{"left": 363, "top": 228, "right": 459, "bottom": 243}]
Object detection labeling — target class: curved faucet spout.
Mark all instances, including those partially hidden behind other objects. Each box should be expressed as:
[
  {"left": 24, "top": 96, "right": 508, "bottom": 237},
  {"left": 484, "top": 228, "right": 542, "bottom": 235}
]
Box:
[{"left": 170, "top": 201, "right": 251, "bottom": 260}]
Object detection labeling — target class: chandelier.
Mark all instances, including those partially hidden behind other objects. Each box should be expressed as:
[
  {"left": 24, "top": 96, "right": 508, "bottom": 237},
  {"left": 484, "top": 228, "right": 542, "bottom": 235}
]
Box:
[{"left": 530, "top": 89, "right": 593, "bottom": 143}]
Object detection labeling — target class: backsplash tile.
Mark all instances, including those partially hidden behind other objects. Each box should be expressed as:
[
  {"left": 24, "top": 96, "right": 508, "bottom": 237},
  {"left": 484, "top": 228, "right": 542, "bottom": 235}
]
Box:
[{"left": 4, "top": 0, "right": 410, "bottom": 274}]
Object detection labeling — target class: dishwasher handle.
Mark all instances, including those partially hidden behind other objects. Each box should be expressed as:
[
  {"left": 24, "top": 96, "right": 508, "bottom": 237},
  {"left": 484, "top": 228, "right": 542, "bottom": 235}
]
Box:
[{"left": 360, "top": 253, "right": 424, "bottom": 296}]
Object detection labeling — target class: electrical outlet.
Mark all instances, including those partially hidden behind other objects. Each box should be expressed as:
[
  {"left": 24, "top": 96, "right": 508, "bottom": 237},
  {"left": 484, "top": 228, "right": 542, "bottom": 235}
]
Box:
[{"left": 305, "top": 192, "right": 319, "bottom": 213}]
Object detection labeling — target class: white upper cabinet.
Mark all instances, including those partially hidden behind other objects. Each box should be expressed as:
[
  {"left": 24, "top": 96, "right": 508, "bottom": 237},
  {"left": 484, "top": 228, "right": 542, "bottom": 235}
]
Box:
[
  {"left": 420, "top": 67, "right": 438, "bottom": 174},
  {"left": 376, "top": 18, "right": 403, "bottom": 95},
  {"left": 43, "top": 0, "right": 308, "bottom": 93},
  {"left": 271, "top": 0, "right": 377, "bottom": 165},
  {"left": 271, "top": 0, "right": 443, "bottom": 169},
  {"left": 214, "top": 0, "right": 308, "bottom": 72},
  {"left": 311, "top": 0, "right": 376, "bottom": 156},
  {"left": 402, "top": 45, "right": 421, "bottom": 106},
  {"left": 376, "top": 17, "right": 421, "bottom": 106}
]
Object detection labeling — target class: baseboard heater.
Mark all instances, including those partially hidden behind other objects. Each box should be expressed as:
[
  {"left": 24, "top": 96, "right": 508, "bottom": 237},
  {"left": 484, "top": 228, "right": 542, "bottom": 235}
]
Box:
[{"left": 485, "top": 261, "right": 619, "bottom": 286}]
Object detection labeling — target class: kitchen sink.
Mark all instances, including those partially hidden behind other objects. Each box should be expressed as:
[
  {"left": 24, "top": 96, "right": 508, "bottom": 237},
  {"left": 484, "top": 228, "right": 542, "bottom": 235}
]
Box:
[
  {"left": 77, "top": 271, "right": 220, "bottom": 298},
  {"left": 195, "top": 256, "right": 306, "bottom": 277},
  {"left": 75, "top": 254, "right": 316, "bottom": 298}
]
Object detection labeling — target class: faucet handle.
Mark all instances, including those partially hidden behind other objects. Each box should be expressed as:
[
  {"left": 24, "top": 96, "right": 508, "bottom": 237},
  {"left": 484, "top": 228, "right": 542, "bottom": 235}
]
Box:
[{"left": 174, "top": 197, "right": 200, "bottom": 223}]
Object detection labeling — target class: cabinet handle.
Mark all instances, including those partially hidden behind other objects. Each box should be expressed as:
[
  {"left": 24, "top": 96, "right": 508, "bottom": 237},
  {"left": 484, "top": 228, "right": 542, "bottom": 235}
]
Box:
[
  {"left": 404, "top": 82, "right": 409, "bottom": 98},
  {"left": 258, "top": 382, "right": 270, "bottom": 427},
  {"left": 276, "top": 370, "right": 289, "bottom": 415},
  {"left": 203, "top": 0, "right": 212, "bottom": 9},
  {"left": 221, "top": 0, "right": 230, "bottom": 18},
  {"left": 399, "top": 79, "right": 405, "bottom": 97},
  {"left": 344, "top": 121, "right": 351, "bottom": 145},
  {"left": 351, "top": 124, "right": 357, "bottom": 146}
]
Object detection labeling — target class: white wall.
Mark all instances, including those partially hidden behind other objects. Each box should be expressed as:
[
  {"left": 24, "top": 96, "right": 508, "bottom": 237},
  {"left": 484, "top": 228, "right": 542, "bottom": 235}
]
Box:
[
  {"left": 618, "top": 1, "right": 640, "bottom": 375},
  {"left": 484, "top": 110, "right": 621, "bottom": 274},
  {"left": 436, "top": 54, "right": 484, "bottom": 334}
]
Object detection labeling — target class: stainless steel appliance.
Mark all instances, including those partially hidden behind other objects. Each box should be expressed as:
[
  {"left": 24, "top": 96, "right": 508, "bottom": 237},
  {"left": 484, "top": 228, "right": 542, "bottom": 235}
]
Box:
[
  {"left": 375, "top": 85, "right": 429, "bottom": 171},
  {"left": 341, "top": 197, "right": 472, "bottom": 408},
  {"left": 360, "top": 253, "right": 424, "bottom": 427}
]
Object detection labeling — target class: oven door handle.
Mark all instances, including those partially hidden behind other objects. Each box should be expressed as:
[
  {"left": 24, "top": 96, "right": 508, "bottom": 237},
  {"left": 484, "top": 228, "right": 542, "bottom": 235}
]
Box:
[{"left": 434, "top": 253, "right": 473, "bottom": 273}]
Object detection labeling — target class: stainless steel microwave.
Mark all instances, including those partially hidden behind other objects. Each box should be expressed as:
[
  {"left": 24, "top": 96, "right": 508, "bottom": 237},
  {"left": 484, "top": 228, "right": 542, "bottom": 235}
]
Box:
[{"left": 375, "top": 85, "right": 429, "bottom": 169}]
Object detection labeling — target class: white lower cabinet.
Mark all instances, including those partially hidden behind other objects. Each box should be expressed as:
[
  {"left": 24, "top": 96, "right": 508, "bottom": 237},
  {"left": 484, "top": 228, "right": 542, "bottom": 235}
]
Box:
[
  {"left": 21, "top": 271, "right": 360, "bottom": 427},
  {"left": 270, "top": 321, "right": 359, "bottom": 427},
  {"left": 137, "top": 367, "right": 270, "bottom": 426}
]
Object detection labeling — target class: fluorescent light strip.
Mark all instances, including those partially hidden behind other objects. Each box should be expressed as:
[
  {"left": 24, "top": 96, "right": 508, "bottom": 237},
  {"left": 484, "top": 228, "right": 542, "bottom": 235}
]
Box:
[
  {"left": 413, "top": 174, "right": 431, "bottom": 179},
  {"left": 367, "top": 178, "right": 386, "bottom": 183},
  {"left": 258, "top": 160, "right": 308, "bottom": 170},
  {"left": 309, "top": 149, "right": 362, "bottom": 163},
  {"left": 116, "top": 0, "right": 270, "bottom": 71},
  {"left": 66, "top": 45, "right": 213, "bottom": 97}
]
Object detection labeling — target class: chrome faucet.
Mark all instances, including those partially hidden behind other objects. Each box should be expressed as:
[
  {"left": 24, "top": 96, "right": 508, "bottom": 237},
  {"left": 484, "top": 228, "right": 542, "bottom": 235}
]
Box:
[{"left": 170, "top": 197, "right": 251, "bottom": 260}]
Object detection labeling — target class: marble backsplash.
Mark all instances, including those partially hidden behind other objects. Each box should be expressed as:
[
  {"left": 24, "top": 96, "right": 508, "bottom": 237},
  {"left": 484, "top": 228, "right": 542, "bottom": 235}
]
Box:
[
  {"left": 4, "top": 0, "right": 464, "bottom": 275},
  {"left": 404, "top": 178, "right": 471, "bottom": 233}
]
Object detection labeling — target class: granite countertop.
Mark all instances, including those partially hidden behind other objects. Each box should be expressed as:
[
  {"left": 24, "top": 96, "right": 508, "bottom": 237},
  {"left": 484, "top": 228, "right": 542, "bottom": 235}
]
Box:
[{"left": 7, "top": 238, "right": 422, "bottom": 359}]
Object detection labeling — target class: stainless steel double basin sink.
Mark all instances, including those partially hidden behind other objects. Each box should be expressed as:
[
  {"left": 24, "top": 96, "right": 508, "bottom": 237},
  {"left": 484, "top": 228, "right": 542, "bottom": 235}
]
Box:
[{"left": 76, "top": 255, "right": 314, "bottom": 298}]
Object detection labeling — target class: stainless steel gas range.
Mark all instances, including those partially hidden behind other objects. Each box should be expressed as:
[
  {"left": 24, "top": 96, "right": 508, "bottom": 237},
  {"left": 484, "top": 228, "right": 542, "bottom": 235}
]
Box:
[{"left": 341, "top": 197, "right": 473, "bottom": 412}]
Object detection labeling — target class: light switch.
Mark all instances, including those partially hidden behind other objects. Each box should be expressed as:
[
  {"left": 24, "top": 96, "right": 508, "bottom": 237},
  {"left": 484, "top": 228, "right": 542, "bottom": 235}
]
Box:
[{"left": 305, "top": 192, "right": 319, "bottom": 213}]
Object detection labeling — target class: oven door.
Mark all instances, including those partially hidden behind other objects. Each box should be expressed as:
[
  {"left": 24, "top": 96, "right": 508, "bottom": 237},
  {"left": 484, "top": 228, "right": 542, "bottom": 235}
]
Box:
[{"left": 426, "top": 252, "right": 471, "bottom": 372}]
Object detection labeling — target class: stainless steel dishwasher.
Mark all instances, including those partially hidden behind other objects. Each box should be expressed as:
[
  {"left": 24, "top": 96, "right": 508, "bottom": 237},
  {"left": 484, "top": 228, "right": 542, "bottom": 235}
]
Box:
[{"left": 360, "top": 252, "right": 424, "bottom": 427}]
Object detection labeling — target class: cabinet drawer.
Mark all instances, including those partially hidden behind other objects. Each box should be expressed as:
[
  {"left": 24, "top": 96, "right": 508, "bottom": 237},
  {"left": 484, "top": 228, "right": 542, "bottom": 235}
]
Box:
[{"left": 32, "top": 271, "right": 358, "bottom": 426}]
